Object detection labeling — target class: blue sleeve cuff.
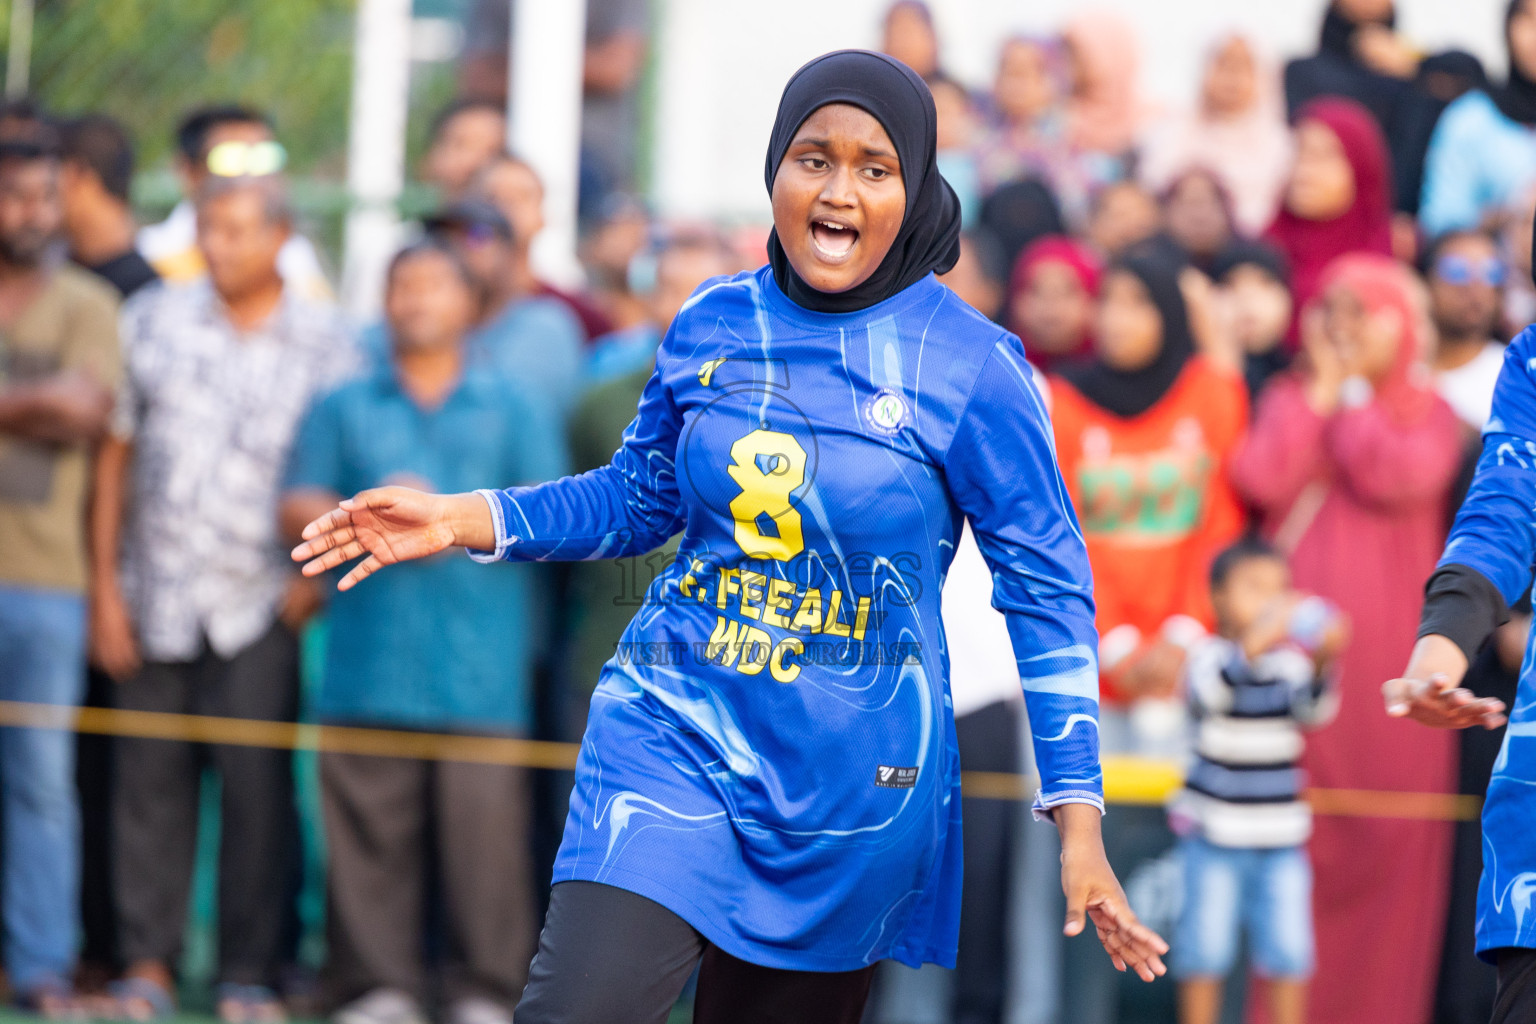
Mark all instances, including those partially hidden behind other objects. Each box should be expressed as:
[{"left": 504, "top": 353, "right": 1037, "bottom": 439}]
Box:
[
  {"left": 466, "top": 488, "right": 517, "bottom": 563},
  {"left": 1031, "top": 789, "right": 1106, "bottom": 823}
]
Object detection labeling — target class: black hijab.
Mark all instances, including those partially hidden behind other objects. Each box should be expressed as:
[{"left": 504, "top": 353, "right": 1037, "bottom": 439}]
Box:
[
  {"left": 1210, "top": 238, "right": 1291, "bottom": 288},
  {"left": 980, "top": 178, "right": 1065, "bottom": 274},
  {"left": 1417, "top": 50, "right": 1488, "bottom": 105},
  {"left": 764, "top": 49, "right": 962, "bottom": 314},
  {"left": 1496, "top": 0, "right": 1536, "bottom": 125},
  {"left": 1059, "top": 248, "right": 1195, "bottom": 420}
]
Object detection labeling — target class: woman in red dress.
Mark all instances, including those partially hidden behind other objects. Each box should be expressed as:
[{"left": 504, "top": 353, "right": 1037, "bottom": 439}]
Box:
[{"left": 1230, "top": 252, "right": 1464, "bottom": 1024}]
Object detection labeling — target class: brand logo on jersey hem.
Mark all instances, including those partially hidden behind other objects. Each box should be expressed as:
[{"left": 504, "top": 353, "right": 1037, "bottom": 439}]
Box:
[
  {"left": 875, "top": 765, "right": 919, "bottom": 788},
  {"left": 863, "top": 387, "right": 909, "bottom": 435}
]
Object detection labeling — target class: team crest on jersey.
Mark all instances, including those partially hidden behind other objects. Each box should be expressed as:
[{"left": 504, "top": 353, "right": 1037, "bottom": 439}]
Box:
[{"left": 863, "top": 387, "right": 909, "bottom": 435}]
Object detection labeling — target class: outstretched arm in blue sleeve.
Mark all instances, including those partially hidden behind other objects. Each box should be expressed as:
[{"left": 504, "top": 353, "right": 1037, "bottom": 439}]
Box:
[
  {"left": 1386, "top": 330, "right": 1536, "bottom": 729},
  {"left": 1422, "top": 336, "right": 1536, "bottom": 651},
  {"left": 291, "top": 345, "right": 685, "bottom": 588}
]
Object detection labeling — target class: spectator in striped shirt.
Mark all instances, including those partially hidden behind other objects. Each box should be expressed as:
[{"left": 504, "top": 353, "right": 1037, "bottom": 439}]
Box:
[{"left": 1167, "top": 537, "right": 1348, "bottom": 1024}]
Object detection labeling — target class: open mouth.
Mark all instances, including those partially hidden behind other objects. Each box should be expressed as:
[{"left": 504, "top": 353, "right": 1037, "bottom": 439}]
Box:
[{"left": 810, "top": 219, "right": 859, "bottom": 262}]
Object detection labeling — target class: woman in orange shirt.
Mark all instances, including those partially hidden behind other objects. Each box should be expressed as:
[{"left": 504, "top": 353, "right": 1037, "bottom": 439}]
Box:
[{"left": 1049, "top": 249, "right": 1248, "bottom": 743}]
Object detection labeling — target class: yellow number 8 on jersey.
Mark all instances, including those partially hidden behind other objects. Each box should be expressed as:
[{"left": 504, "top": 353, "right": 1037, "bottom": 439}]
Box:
[{"left": 727, "top": 428, "right": 806, "bottom": 559}]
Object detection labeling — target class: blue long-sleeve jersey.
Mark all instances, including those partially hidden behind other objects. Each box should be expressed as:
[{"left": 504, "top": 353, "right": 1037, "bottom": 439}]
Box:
[
  {"left": 1435, "top": 326, "right": 1536, "bottom": 960},
  {"left": 471, "top": 267, "right": 1101, "bottom": 969}
]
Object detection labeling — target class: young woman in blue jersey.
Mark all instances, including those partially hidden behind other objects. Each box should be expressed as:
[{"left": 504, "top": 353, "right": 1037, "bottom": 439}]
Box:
[
  {"left": 1382, "top": 307, "right": 1536, "bottom": 1019},
  {"left": 293, "top": 50, "right": 1167, "bottom": 1023}
]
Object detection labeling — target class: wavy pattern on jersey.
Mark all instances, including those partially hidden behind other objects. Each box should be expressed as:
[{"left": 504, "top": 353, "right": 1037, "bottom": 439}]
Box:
[{"left": 474, "top": 267, "right": 1101, "bottom": 971}]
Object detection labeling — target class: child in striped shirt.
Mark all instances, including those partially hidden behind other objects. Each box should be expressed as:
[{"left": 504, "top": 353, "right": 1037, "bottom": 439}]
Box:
[{"left": 1168, "top": 537, "right": 1348, "bottom": 1024}]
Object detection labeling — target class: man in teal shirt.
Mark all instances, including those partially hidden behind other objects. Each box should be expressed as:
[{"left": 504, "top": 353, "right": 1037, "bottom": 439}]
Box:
[{"left": 282, "top": 239, "right": 565, "bottom": 1024}]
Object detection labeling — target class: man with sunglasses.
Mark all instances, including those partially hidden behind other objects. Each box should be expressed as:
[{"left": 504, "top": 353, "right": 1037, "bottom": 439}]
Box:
[
  {"left": 137, "top": 105, "right": 330, "bottom": 300},
  {"left": 1426, "top": 229, "right": 1510, "bottom": 431},
  {"left": 421, "top": 199, "right": 583, "bottom": 421}
]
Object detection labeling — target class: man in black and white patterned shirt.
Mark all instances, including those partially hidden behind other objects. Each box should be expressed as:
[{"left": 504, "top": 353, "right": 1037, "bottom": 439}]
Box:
[{"left": 90, "top": 172, "right": 355, "bottom": 1021}]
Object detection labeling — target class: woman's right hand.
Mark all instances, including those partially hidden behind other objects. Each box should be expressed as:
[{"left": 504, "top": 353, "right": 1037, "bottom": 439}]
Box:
[
  {"left": 291, "top": 487, "right": 494, "bottom": 591},
  {"left": 1353, "top": 24, "right": 1420, "bottom": 80}
]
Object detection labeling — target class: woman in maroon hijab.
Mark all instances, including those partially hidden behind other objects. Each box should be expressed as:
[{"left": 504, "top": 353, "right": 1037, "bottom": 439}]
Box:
[{"left": 1265, "top": 97, "right": 1394, "bottom": 345}]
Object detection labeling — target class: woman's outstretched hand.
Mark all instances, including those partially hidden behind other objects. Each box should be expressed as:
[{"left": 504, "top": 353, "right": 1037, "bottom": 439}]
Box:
[
  {"left": 1055, "top": 803, "right": 1169, "bottom": 982},
  {"left": 1383, "top": 633, "right": 1506, "bottom": 729},
  {"left": 290, "top": 487, "right": 494, "bottom": 591}
]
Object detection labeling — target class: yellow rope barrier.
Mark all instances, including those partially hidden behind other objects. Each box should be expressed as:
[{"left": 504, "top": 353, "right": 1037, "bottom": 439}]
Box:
[
  {"left": 0, "top": 700, "right": 579, "bottom": 771},
  {"left": 0, "top": 701, "right": 1482, "bottom": 821}
]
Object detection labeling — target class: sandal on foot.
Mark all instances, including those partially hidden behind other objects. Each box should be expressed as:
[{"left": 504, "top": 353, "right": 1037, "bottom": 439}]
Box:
[
  {"left": 333, "top": 989, "right": 428, "bottom": 1024},
  {"left": 217, "top": 984, "right": 286, "bottom": 1024},
  {"left": 104, "top": 977, "right": 175, "bottom": 1022},
  {"left": 15, "top": 977, "right": 85, "bottom": 1021}
]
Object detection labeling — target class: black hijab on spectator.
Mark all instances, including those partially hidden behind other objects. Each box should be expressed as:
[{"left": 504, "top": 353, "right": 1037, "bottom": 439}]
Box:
[
  {"left": 980, "top": 179, "right": 1066, "bottom": 274},
  {"left": 1417, "top": 50, "right": 1488, "bottom": 105},
  {"left": 1288, "top": 1, "right": 1432, "bottom": 215},
  {"left": 1211, "top": 238, "right": 1291, "bottom": 287},
  {"left": 763, "top": 49, "right": 962, "bottom": 314},
  {"left": 1319, "top": 1, "right": 1395, "bottom": 61},
  {"left": 1059, "top": 247, "right": 1195, "bottom": 419},
  {"left": 1495, "top": 0, "right": 1536, "bottom": 125}
]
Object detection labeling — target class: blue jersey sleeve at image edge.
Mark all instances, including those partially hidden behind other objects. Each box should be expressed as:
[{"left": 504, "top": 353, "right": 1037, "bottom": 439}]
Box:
[{"left": 1440, "top": 329, "right": 1536, "bottom": 606}]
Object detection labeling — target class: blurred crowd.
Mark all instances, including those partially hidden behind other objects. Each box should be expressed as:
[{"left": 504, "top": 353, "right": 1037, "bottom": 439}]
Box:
[{"left": 0, "top": 1, "right": 1533, "bottom": 1024}]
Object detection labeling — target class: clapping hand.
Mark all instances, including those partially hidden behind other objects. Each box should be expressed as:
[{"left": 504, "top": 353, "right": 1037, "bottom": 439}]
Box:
[{"left": 1300, "top": 305, "right": 1347, "bottom": 415}]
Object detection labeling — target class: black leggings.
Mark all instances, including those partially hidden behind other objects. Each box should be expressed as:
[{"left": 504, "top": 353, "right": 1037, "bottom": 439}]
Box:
[
  {"left": 514, "top": 881, "right": 876, "bottom": 1024},
  {"left": 1493, "top": 947, "right": 1536, "bottom": 1024}
]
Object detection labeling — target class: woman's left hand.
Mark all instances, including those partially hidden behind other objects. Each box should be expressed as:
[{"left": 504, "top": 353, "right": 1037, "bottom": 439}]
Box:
[
  {"left": 1383, "top": 634, "right": 1504, "bottom": 729},
  {"left": 1056, "top": 804, "right": 1169, "bottom": 982}
]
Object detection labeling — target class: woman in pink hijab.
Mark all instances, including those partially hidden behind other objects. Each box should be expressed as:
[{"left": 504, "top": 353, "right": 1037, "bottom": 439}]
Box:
[
  {"left": 1062, "top": 13, "right": 1145, "bottom": 167},
  {"left": 1229, "top": 252, "right": 1462, "bottom": 1024},
  {"left": 1140, "top": 34, "right": 1293, "bottom": 235},
  {"left": 1006, "top": 235, "right": 1101, "bottom": 371}
]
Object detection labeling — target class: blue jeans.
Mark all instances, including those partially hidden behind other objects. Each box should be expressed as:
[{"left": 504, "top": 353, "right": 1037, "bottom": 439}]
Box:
[
  {"left": 1174, "top": 835, "right": 1313, "bottom": 980},
  {"left": 0, "top": 584, "right": 85, "bottom": 992}
]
